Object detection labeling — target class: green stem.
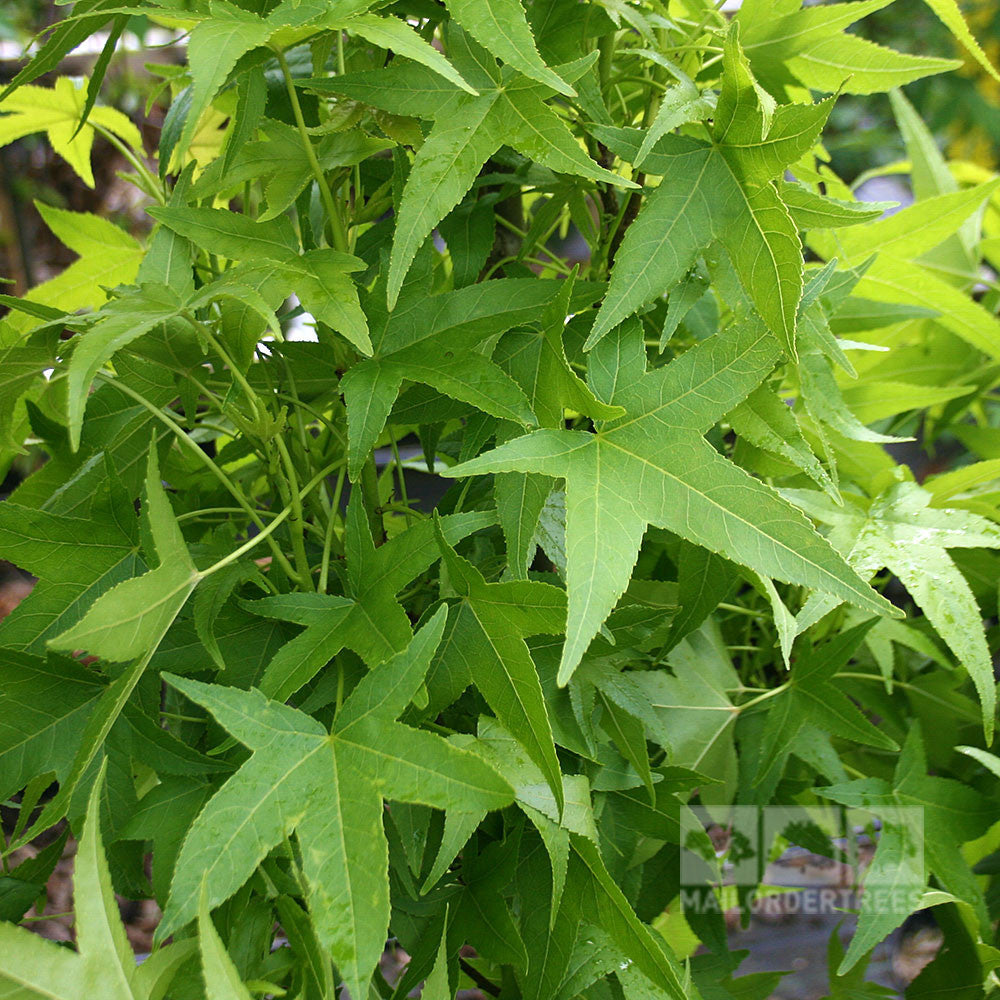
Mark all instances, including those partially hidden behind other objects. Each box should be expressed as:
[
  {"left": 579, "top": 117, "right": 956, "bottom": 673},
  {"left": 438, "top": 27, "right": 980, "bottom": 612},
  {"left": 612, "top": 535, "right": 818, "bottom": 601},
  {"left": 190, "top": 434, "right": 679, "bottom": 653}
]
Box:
[
  {"left": 607, "top": 74, "right": 668, "bottom": 92},
  {"left": 718, "top": 603, "right": 768, "bottom": 618},
  {"left": 388, "top": 427, "right": 414, "bottom": 524},
  {"left": 494, "top": 216, "right": 573, "bottom": 273},
  {"left": 91, "top": 122, "right": 165, "bottom": 204},
  {"left": 186, "top": 314, "right": 265, "bottom": 422},
  {"left": 835, "top": 672, "right": 981, "bottom": 723},
  {"left": 199, "top": 457, "right": 344, "bottom": 581},
  {"left": 93, "top": 373, "right": 300, "bottom": 581},
  {"left": 198, "top": 503, "right": 294, "bottom": 580},
  {"left": 597, "top": 30, "right": 616, "bottom": 102},
  {"left": 178, "top": 506, "right": 278, "bottom": 522},
  {"left": 275, "top": 47, "right": 349, "bottom": 253},
  {"left": 274, "top": 432, "right": 314, "bottom": 590},
  {"left": 360, "top": 455, "right": 386, "bottom": 544},
  {"left": 319, "top": 466, "right": 347, "bottom": 593},
  {"left": 736, "top": 684, "right": 789, "bottom": 713}
]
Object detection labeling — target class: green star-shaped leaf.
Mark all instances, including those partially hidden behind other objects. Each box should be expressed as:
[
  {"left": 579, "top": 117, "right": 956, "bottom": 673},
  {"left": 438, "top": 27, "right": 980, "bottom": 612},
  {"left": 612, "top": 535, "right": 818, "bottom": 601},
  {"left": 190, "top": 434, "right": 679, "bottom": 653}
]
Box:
[
  {"left": 494, "top": 275, "right": 625, "bottom": 576},
  {"left": 444, "top": 319, "right": 896, "bottom": 684},
  {"left": 149, "top": 206, "right": 372, "bottom": 356},
  {"left": 306, "top": 32, "right": 634, "bottom": 307},
  {"left": 0, "top": 77, "right": 142, "bottom": 187},
  {"left": 754, "top": 620, "right": 898, "bottom": 784},
  {"left": 819, "top": 724, "right": 994, "bottom": 972},
  {"left": 341, "top": 276, "right": 603, "bottom": 479},
  {"left": 14, "top": 203, "right": 144, "bottom": 322},
  {"left": 157, "top": 609, "right": 513, "bottom": 1000},
  {"left": 789, "top": 480, "right": 1000, "bottom": 741},
  {"left": 586, "top": 25, "right": 833, "bottom": 356}
]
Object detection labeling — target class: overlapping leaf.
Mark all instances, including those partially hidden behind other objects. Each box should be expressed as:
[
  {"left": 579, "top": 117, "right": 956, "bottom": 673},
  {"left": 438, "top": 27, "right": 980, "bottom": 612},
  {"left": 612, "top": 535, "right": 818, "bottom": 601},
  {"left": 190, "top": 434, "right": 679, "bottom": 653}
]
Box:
[
  {"left": 157, "top": 610, "right": 513, "bottom": 1000},
  {"left": 788, "top": 481, "right": 1000, "bottom": 740},
  {"left": 149, "top": 206, "right": 371, "bottom": 355},
  {"left": 50, "top": 446, "right": 198, "bottom": 663},
  {"left": 0, "top": 455, "right": 142, "bottom": 655},
  {"left": 587, "top": 28, "right": 832, "bottom": 356},
  {"left": 820, "top": 725, "right": 994, "bottom": 971},
  {"left": 808, "top": 178, "right": 1000, "bottom": 357},
  {"left": 0, "top": 770, "right": 194, "bottom": 999},
  {"left": 444, "top": 319, "right": 896, "bottom": 683},
  {"left": 0, "top": 76, "right": 143, "bottom": 187},
  {"left": 738, "top": 0, "right": 961, "bottom": 96},
  {"left": 753, "top": 621, "right": 898, "bottom": 785},
  {"left": 243, "top": 495, "right": 495, "bottom": 701},
  {"left": 435, "top": 517, "right": 566, "bottom": 809},
  {"left": 306, "top": 36, "right": 633, "bottom": 307},
  {"left": 340, "top": 277, "right": 602, "bottom": 479}
]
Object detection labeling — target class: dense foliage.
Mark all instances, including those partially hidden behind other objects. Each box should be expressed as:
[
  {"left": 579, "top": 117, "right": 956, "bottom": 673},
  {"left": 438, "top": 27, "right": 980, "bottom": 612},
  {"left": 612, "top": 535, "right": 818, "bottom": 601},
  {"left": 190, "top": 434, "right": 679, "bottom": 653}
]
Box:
[{"left": 2, "top": 0, "right": 1000, "bottom": 997}]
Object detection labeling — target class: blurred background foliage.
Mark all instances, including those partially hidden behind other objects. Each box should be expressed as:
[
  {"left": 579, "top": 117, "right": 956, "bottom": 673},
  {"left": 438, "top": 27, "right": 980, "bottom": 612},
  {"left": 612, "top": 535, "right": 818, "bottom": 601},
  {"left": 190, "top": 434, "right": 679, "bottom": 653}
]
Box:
[{"left": 826, "top": 0, "right": 1000, "bottom": 178}]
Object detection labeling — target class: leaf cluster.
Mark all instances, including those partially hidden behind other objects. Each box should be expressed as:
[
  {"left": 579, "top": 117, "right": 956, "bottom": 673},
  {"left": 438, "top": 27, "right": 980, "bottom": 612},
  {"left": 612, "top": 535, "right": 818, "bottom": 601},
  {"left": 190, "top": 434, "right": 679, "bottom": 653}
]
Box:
[{"left": 2, "top": 1, "right": 1000, "bottom": 998}]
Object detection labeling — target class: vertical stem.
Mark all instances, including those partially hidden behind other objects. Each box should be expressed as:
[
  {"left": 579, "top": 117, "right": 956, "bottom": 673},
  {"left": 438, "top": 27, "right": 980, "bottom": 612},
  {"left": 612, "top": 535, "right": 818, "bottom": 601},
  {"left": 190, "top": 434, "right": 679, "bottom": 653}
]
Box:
[
  {"left": 597, "top": 30, "right": 615, "bottom": 100},
  {"left": 319, "top": 466, "right": 347, "bottom": 593},
  {"left": 275, "top": 48, "right": 350, "bottom": 253},
  {"left": 274, "top": 433, "right": 314, "bottom": 590},
  {"left": 360, "top": 455, "right": 386, "bottom": 545},
  {"left": 388, "top": 427, "right": 414, "bottom": 523},
  {"left": 184, "top": 314, "right": 264, "bottom": 423}
]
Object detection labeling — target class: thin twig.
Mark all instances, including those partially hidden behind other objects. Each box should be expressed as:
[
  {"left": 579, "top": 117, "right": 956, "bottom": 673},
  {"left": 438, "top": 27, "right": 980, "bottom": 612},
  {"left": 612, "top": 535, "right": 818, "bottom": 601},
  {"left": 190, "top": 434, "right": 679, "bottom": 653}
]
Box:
[{"left": 459, "top": 958, "right": 501, "bottom": 998}]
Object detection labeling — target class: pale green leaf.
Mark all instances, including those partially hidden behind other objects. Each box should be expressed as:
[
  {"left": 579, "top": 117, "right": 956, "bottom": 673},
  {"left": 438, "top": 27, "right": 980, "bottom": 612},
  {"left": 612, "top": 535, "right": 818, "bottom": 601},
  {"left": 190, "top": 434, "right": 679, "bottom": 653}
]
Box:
[
  {"left": 0, "top": 77, "right": 142, "bottom": 187},
  {"left": 198, "top": 886, "right": 255, "bottom": 1000},
  {"left": 824, "top": 180, "right": 1000, "bottom": 262},
  {"left": 729, "top": 383, "right": 839, "bottom": 500},
  {"left": 421, "top": 917, "right": 454, "bottom": 1000},
  {"left": 17, "top": 204, "right": 144, "bottom": 323},
  {"left": 181, "top": 4, "right": 271, "bottom": 156},
  {"left": 920, "top": 0, "right": 1000, "bottom": 81},
  {"left": 788, "top": 481, "right": 1000, "bottom": 741},
  {"left": 346, "top": 13, "right": 476, "bottom": 93},
  {"left": 445, "top": 322, "right": 896, "bottom": 683},
  {"left": 444, "top": 0, "right": 574, "bottom": 95},
  {"left": 956, "top": 745, "right": 1000, "bottom": 779},
  {"left": 635, "top": 79, "right": 714, "bottom": 167},
  {"left": 50, "top": 447, "right": 198, "bottom": 662},
  {"left": 740, "top": 0, "right": 960, "bottom": 95},
  {"left": 781, "top": 181, "right": 891, "bottom": 230},
  {"left": 787, "top": 33, "right": 960, "bottom": 94}
]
